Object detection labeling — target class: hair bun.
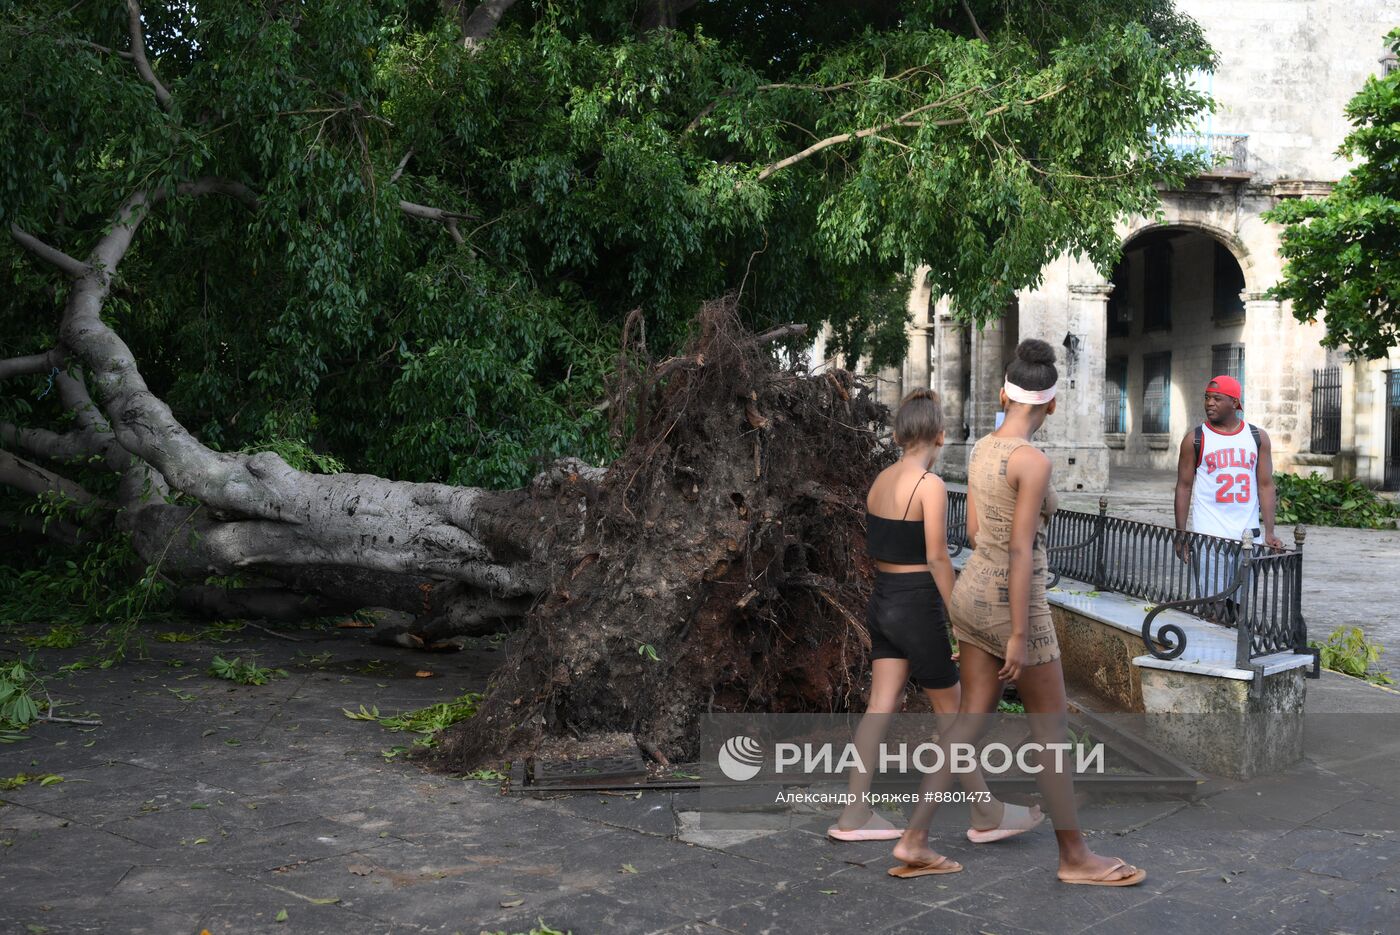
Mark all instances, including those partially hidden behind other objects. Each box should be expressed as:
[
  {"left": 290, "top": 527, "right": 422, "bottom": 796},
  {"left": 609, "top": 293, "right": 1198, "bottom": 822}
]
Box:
[{"left": 1015, "top": 339, "right": 1056, "bottom": 367}]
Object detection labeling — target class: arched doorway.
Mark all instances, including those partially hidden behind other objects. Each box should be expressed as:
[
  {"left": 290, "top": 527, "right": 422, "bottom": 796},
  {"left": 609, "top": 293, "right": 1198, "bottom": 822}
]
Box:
[{"left": 1103, "top": 227, "right": 1249, "bottom": 470}]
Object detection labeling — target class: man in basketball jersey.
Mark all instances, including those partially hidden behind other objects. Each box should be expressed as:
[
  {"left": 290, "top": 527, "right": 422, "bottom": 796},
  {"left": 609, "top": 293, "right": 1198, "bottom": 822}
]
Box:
[{"left": 1173, "top": 375, "right": 1283, "bottom": 615}]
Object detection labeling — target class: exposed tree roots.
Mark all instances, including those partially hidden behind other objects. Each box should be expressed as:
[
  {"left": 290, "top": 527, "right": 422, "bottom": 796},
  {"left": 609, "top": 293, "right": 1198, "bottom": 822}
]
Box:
[{"left": 440, "top": 296, "right": 891, "bottom": 767}]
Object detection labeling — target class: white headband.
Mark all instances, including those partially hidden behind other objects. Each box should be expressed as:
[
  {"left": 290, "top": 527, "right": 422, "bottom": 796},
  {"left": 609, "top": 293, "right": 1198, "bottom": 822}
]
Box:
[{"left": 1004, "top": 379, "right": 1057, "bottom": 405}]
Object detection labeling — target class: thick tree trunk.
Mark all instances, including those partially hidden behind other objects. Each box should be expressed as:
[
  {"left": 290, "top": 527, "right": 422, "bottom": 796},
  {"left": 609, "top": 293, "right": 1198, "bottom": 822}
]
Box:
[{"left": 7, "top": 186, "right": 888, "bottom": 769}]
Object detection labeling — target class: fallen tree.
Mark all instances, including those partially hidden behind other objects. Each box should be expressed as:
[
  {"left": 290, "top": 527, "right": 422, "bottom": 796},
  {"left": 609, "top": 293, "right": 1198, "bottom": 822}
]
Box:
[
  {"left": 10, "top": 175, "right": 885, "bottom": 759},
  {"left": 4, "top": 0, "right": 1215, "bottom": 763}
]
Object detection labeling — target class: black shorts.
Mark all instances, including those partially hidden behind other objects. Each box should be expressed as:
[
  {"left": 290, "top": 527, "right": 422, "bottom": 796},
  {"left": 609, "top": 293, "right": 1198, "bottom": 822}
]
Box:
[{"left": 866, "top": 571, "right": 959, "bottom": 690}]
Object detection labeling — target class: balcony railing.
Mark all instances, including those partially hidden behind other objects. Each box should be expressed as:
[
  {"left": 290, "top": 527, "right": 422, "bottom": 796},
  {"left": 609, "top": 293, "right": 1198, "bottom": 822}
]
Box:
[
  {"left": 946, "top": 490, "right": 1313, "bottom": 673},
  {"left": 1161, "top": 131, "right": 1249, "bottom": 173}
]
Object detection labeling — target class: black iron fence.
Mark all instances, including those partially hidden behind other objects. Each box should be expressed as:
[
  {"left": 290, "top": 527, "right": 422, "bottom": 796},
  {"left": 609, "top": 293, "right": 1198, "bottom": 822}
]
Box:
[
  {"left": 945, "top": 490, "right": 1311, "bottom": 673},
  {"left": 1310, "top": 367, "right": 1341, "bottom": 455}
]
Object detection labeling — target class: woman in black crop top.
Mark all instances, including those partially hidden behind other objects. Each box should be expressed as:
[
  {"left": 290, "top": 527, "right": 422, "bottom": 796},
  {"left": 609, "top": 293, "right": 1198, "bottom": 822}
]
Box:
[{"left": 828, "top": 390, "right": 1042, "bottom": 847}]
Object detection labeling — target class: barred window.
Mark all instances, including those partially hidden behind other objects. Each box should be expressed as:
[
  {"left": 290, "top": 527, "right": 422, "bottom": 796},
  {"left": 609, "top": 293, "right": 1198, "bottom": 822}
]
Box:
[
  {"left": 1311, "top": 367, "right": 1341, "bottom": 455},
  {"left": 1104, "top": 358, "right": 1128, "bottom": 433},
  {"left": 1211, "top": 343, "right": 1245, "bottom": 384},
  {"left": 1142, "top": 352, "right": 1172, "bottom": 434}
]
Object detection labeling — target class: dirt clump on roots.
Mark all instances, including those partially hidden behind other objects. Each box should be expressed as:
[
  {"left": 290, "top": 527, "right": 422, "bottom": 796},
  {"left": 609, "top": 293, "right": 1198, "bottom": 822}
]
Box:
[{"left": 439, "top": 296, "right": 894, "bottom": 769}]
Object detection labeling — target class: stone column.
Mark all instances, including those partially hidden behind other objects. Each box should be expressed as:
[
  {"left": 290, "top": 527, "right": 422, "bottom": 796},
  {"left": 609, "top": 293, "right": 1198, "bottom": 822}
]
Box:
[
  {"left": 1028, "top": 283, "right": 1113, "bottom": 492},
  {"left": 1242, "top": 292, "right": 1296, "bottom": 468},
  {"left": 904, "top": 265, "right": 933, "bottom": 394},
  {"left": 934, "top": 298, "right": 967, "bottom": 441},
  {"left": 876, "top": 361, "right": 903, "bottom": 409},
  {"left": 969, "top": 316, "right": 1005, "bottom": 439}
]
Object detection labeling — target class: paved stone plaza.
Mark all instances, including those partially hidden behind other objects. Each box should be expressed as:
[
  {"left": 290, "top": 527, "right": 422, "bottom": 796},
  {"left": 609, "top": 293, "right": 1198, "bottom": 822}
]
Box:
[{"left": 3, "top": 614, "right": 1399, "bottom": 935}]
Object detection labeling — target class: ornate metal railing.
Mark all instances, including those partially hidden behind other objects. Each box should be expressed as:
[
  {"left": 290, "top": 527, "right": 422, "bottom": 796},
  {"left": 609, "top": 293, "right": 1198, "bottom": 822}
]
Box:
[
  {"left": 945, "top": 490, "right": 1313, "bottom": 674},
  {"left": 1161, "top": 131, "right": 1249, "bottom": 172}
]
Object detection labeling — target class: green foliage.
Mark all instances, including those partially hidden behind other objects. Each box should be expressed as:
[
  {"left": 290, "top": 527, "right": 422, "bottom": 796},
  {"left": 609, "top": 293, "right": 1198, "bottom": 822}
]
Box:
[
  {"left": 0, "top": 773, "right": 63, "bottom": 791},
  {"left": 0, "top": 661, "right": 44, "bottom": 738},
  {"left": 463, "top": 767, "right": 509, "bottom": 783},
  {"left": 342, "top": 691, "right": 483, "bottom": 752},
  {"left": 2, "top": 0, "right": 1213, "bottom": 491},
  {"left": 239, "top": 437, "right": 346, "bottom": 475},
  {"left": 21, "top": 624, "right": 82, "bottom": 650},
  {"left": 1265, "top": 29, "right": 1400, "bottom": 358},
  {"left": 0, "top": 492, "right": 175, "bottom": 663},
  {"left": 1274, "top": 473, "right": 1400, "bottom": 529},
  {"left": 208, "top": 655, "right": 288, "bottom": 686},
  {"left": 1311, "top": 625, "right": 1394, "bottom": 685},
  {"left": 996, "top": 699, "right": 1026, "bottom": 714}
]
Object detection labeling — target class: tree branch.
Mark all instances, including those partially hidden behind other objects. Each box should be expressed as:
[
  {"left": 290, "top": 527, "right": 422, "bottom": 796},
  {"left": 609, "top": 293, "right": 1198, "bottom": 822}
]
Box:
[
  {"left": 0, "top": 510, "right": 87, "bottom": 548},
  {"left": 126, "top": 0, "right": 172, "bottom": 111},
  {"left": 389, "top": 149, "right": 414, "bottom": 184},
  {"left": 754, "top": 323, "right": 809, "bottom": 345},
  {"left": 961, "top": 1, "right": 989, "bottom": 43},
  {"left": 751, "top": 84, "right": 1063, "bottom": 182},
  {"left": 0, "top": 348, "right": 67, "bottom": 381},
  {"left": 62, "top": 38, "right": 135, "bottom": 60},
  {"left": 682, "top": 67, "right": 930, "bottom": 137},
  {"left": 400, "top": 200, "right": 475, "bottom": 242},
  {"left": 8, "top": 225, "right": 89, "bottom": 279},
  {"left": 0, "top": 449, "right": 106, "bottom": 505},
  {"left": 456, "top": 0, "right": 519, "bottom": 50},
  {"left": 0, "top": 421, "right": 105, "bottom": 462}
]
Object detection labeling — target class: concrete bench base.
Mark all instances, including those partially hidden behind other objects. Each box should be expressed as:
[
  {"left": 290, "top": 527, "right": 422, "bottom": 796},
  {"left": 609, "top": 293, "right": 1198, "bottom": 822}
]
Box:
[{"left": 1138, "top": 666, "right": 1306, "bottom": 780}]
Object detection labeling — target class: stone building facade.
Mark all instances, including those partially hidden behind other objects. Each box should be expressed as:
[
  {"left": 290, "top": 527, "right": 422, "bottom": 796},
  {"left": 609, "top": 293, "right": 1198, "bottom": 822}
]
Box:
[{"left": 831, "top": 0, "right": 1400, "bottom": 493}]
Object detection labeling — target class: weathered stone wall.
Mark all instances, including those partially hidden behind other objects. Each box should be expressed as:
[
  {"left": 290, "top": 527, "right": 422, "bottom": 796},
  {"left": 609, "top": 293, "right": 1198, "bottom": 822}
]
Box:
[
  {"left": 1175, "top": 0, "right": 1400, "bottom": 183},
  {"left": 847, "top": 1, "right": 1400, "bottom": 486}
]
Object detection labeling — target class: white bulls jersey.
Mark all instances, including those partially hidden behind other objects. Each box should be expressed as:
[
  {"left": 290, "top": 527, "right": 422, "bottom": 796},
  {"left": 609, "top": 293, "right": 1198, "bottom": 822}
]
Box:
[{"left": 1190, "top": 421, "right": 1261, "bottom": 540}]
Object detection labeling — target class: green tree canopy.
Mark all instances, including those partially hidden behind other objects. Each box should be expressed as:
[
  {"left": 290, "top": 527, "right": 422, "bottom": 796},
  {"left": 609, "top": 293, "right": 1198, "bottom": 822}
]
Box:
[
  {"left": 3, "top": 0, "right": 1212, "bottom": 489},
  {"left": 1266, "top": 29, "right": 1400, "bottom": 360}
]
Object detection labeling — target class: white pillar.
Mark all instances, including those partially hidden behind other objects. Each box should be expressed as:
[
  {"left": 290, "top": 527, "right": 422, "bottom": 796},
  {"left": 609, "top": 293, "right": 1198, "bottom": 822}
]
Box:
[
  {"left": 904, "top": 266, "right": 933, "bottom": 395},
  {"left": 1242, "top": 292, "right": 1296, "bottom": 469},
  {"left": 934, "top": 298, "right": 968, "bottom": 441},
  {"left": 1030, "top": 283, "right": 1113, "bottom": 492},
  {"left": 969, "top": 317, "right": 1005, "bottom": 440}
]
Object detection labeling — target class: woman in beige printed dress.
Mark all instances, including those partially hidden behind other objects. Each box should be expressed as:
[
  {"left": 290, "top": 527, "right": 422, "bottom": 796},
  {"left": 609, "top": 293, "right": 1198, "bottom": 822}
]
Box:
[{"left": 886, "top": 339, "right": 1146, "bottom": 888}]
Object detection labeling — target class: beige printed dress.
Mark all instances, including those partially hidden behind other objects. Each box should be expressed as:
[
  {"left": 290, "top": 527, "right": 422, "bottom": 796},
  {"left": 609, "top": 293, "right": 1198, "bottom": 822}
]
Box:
[{"left": 948, "top": 434, "right": 1062, "bottom": 667}]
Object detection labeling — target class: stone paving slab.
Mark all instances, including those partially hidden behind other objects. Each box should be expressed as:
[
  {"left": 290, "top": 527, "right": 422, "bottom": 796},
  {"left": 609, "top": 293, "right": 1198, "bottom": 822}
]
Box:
[{"left": 4, "top": 623, "right": 1400, "bottom": 935}]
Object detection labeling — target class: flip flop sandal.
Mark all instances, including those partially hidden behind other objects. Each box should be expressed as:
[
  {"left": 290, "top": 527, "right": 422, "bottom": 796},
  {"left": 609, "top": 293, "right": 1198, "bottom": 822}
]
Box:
[
  {"left": 887, "top": 856, "right": 963, "bottom": 878},
  {"left": 1058, "top": 858, "right": 1146, "bottom": 887},
  {"left": 827, "top": 816, "right": 903, "bottom": 842},
  {"left": 966, "top": 803, "right": 1045, "bottom": 843}
]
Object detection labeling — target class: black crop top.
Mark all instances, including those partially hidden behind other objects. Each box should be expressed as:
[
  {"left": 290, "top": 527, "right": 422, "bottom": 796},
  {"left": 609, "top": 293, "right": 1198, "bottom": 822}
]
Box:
[{"left": 866, "top": 473, "right": 930, "bottom": 564}]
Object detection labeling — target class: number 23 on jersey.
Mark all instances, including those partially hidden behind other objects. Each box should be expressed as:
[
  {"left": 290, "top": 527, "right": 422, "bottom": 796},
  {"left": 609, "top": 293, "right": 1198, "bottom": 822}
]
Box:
[{"left": 1215, "top": 472, "right": 1252, "bottom": 504}]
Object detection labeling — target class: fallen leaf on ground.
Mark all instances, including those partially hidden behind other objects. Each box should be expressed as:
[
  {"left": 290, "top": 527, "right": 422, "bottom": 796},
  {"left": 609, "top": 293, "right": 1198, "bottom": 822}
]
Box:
[
  {"left": 500, "top": 899, "right": 524, "bottom": 908},
  {"left": 307, "top": 897, "right": 340, "bottom": 905},
  {"left": 348, "top": 864, "right": 374, "bottom": 876},
  {"left": 818, "top": 889, "right": 837, "bottom": 895},
  {"left": 275, "top": 909, "right": 288, "bottom": 923},
  {"left": 414, "top": 670, "right": 435, "bottom": 678},
  {"left": 620, "top": 863, "right": 637, "bottom": 873}
]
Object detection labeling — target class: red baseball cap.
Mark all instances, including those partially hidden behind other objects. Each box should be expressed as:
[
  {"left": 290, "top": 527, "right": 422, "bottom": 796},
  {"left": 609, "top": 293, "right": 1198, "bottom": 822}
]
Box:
[{"left": 1205, "top": 375, "right": 1243, "bottom": 408}]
